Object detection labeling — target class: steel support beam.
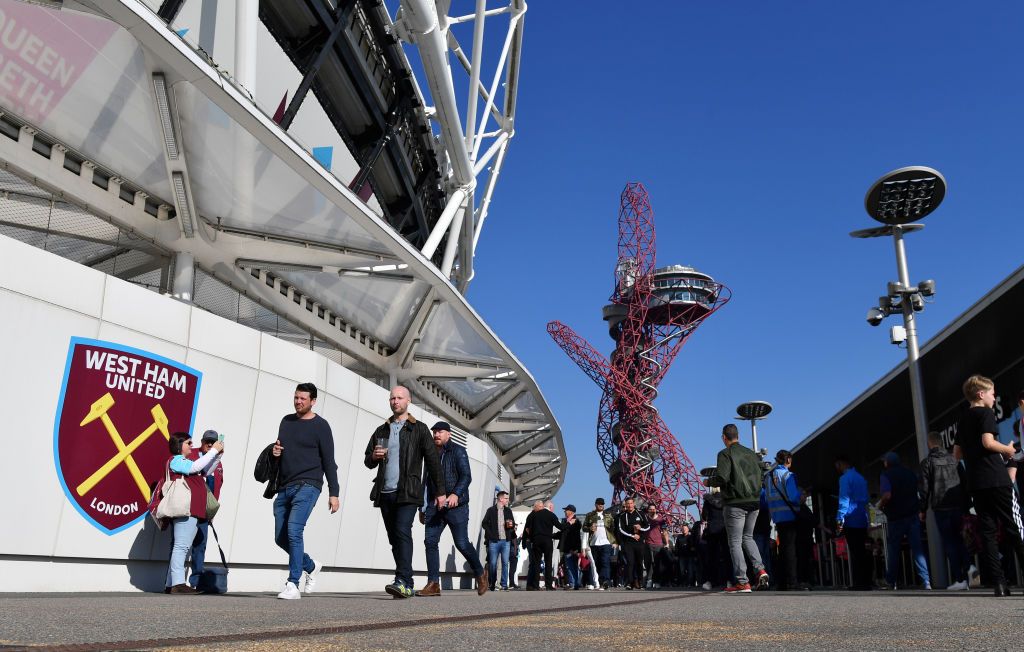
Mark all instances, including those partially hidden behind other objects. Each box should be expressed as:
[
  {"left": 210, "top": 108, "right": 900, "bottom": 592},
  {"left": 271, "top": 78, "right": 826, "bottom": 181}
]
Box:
[{"left": 279, "top": 3, "right": 354, "bottom": 130}]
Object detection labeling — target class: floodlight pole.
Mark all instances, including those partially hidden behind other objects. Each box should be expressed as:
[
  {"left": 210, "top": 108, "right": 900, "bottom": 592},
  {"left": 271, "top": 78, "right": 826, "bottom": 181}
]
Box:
[{"left": 892, "top": 227, "right": 930, "bottom": 465}]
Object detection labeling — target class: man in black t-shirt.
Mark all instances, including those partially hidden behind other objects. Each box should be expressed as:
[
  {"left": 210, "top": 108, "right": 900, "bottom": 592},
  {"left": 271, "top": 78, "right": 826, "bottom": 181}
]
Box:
[{"left": 953, "top": 374, "right": 1024, "bottom": 596}]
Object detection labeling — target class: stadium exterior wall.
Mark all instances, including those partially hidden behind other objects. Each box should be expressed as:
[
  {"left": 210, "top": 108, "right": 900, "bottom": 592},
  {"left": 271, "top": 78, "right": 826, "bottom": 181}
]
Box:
[{"left": 0, "top": 234, "right": 507, "bottom": 592}]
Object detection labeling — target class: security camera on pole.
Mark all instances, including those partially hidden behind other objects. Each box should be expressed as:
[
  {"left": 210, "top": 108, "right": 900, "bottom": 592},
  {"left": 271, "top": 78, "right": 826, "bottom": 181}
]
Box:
[{"left": 850, "top": 165, "right": 946, "bottom": 587}]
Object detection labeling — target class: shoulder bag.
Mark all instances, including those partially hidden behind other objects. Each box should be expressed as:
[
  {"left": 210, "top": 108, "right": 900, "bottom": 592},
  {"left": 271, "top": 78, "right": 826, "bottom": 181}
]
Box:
[
  {"left": 195, "top": 523, "right": 230, "bottom": 594},
  {"left": 156, "top": 461, "right": 192, "bottom": 519}
]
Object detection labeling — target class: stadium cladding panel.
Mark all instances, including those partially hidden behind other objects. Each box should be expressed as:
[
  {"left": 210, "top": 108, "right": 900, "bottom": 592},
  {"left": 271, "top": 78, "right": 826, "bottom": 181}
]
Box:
[{"left": 0, "top": 0, "right": 562, "bottom": 592}]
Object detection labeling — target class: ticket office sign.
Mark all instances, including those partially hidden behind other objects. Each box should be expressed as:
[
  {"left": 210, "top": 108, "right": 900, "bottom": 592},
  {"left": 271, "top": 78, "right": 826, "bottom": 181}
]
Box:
[{"left": 53, "top": 338, "right": 202, "bottom": 535}]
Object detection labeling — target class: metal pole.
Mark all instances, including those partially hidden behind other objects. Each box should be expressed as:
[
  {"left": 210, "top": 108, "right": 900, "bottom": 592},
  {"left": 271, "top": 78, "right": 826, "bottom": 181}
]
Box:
[
  {"left": 891, "top": 226, "right": 946, "bottom": 587},
  {"left": 750, "top": 420, "right": 759, "bottom": 453}
]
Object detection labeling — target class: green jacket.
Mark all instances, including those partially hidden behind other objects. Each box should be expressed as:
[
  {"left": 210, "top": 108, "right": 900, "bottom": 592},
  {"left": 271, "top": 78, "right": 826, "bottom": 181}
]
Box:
[
  {"left": 709, "top": 443, "right": 763, "bottom": 507},
  {"left": 582, "top": 510, "right": 617, "bottom": 546}
]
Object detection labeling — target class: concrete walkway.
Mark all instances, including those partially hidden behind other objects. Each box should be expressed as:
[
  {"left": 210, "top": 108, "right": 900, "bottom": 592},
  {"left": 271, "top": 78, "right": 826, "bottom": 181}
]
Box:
[{"left": 0, "top": 587, "right": 1019, "bottom": 651}]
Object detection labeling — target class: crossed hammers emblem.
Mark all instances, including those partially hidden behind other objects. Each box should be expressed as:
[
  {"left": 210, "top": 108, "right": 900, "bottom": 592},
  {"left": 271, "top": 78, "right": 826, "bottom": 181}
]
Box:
[{"left": 74, "top": 393, "right": 170, "bottom": 502}]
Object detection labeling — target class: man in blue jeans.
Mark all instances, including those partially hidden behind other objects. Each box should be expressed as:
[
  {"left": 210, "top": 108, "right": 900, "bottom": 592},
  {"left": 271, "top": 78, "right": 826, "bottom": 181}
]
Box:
[
  {"left": 481, "top": 491, "right": 515, "bottom": 590},
  {"left": 879, "top": 451, "right": 931, "bottom": 589},
  {"left": 416, "top": 421, "right": 488, "bottom": 596},
  {"left": 919, "top": 431, "right": 969, "bottom": 590},
  {"left": 271, "top": 383, "right": 340, "bottom": 600}
]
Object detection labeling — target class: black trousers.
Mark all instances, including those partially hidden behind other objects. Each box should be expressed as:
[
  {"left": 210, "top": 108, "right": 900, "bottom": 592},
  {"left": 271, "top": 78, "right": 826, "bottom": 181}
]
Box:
[
  {"left": 509, "top": 542, "right": 520, "bottom": 587},
  {"left": 776, "top": 522, "right": 799, "bottom": 588},
  {"left": 529, "top": 536, "right": 554, "bottom": 588},
  {"left": 973, "top": 485, "right": 1024, "bottom": 586},
  {"left": 621, "top": 539, "right": 643, "bottom": 586},
  {"left": 845, "top": 527, "right": 872, "bottom": 589}
]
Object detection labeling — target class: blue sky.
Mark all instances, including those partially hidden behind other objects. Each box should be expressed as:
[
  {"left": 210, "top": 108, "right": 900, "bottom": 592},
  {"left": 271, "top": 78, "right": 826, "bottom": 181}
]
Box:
[{"left": 450, "top": 2, "right": 1024, "bottom": 507}]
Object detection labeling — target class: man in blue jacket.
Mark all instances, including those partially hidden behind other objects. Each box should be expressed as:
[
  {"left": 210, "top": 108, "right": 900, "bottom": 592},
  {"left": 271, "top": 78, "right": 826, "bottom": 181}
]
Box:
[
  {"left": 834, "top": 454, "right": 872, "bottom": 590},
  {"left": 416, "top": 421, "right": 488, "bottom": 597},
  {"left": 763, "top": 449, "right": 805, "bottom": 590}
]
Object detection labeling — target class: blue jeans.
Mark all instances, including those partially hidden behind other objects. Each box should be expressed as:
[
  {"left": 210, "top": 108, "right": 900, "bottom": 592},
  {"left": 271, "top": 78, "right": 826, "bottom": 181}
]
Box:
[
  {"left": 885, "top": 514, "right": 931, "bottom": 587},
  {"left": 933, "top": 509, "right": 967, "bottom": 583},
  {"left": 591, "top": 544, "right": 613, "bottom": 584},
  {"left": 379, "top": 492, "right": 419, "bottom": 588},
  {"left": 273, "top": 483, "right": 320, "bottom": 585},
  {"left": 188, "top": 519, "right": 209, "bottom": 587},
  {"left": 564, "top": 551, "right": 580, "bottom": 588},
  {"left": 166, "top": 516, "right": 198, "bottom": 587},
  {"left": 487, "top": 540, "right": 511, "bottom": 588},
  {"left": 424, "top": 503, "right": 484, "bottom": 583}
]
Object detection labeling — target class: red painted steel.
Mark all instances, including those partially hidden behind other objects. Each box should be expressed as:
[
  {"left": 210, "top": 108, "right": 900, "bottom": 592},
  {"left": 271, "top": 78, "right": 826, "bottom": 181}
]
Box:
[{"left": 547, "top": 182, "right": 730, "bottom": 524}]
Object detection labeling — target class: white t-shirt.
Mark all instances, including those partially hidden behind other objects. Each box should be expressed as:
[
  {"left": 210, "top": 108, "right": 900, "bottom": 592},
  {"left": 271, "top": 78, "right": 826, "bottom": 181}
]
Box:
[{"left": 592, "top": 513, "right": 610, "bottom": 546}]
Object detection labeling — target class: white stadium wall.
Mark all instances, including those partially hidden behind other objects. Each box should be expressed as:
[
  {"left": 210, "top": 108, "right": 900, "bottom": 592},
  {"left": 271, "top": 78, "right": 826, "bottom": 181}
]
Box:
[{"left": 0, "top": 233, "right": 510, "bottom": 592}]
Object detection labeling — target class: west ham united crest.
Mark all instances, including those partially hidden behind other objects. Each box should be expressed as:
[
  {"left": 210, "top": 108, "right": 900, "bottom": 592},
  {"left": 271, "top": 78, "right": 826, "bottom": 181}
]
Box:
[{"left": 53, "top": 338, "right": 202, "bottom": 535}]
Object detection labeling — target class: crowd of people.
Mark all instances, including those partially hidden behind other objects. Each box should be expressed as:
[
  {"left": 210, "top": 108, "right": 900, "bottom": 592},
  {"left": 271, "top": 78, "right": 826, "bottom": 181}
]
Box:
[{"left": 152, "top": 373, "right": 1024, "bottom": 598}]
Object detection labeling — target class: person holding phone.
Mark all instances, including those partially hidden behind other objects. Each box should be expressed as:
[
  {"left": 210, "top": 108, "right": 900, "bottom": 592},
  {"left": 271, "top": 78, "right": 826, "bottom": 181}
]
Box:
[{"left": 187, "top": 429, "right": 224, "bottom": 588}]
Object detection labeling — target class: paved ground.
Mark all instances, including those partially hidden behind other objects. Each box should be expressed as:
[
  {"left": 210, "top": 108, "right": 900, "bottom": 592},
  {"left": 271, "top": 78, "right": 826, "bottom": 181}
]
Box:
[{"left": 1, "top": 587, "right": 1021, "bottom": 651}]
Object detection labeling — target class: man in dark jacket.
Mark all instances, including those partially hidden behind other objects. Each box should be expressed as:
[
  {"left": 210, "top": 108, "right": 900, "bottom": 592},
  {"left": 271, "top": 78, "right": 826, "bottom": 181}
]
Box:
[
  {"left": 879, "top": 451, "right": 931, "bottom": 589},
  {"left": 364, "top": 386, "right": 445, "bottom": 599},
  {"left": 919, "top": 431, "right": 969, "bottom": 589},
  {"left": 481, "top": 491, "right": 516, "bottom": 591},
  {"left": 707, "top": 423, "right": 768, "bottom": 593},
  {"left": 416, "top": 422, "right": 487, "bottom": 597},
  {"left": 523, "top": 500, "right": 562, "bottom": 589}
]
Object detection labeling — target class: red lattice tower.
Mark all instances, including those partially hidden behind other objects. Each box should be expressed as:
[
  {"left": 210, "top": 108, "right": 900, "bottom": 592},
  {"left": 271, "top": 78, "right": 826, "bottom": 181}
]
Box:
[{"left": 547, "top": 182, "right": 730, "bottom": 524}]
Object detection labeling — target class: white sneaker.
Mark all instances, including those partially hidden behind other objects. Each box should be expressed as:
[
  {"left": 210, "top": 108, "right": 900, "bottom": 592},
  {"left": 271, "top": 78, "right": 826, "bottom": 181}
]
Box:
[
  {"left": 701, "top": 581, "right": 712, "bottom": 591},
  {"left": 303, "top": 558, "right": 322, "bottom": 593},
  {"left": 597, "top": 586, "right": 606, "bottom": 591},
  {"left": 277, "top": 581, "right": 301, "bottom": 600},
  {"left": 587, "top": 585, "right": 596, "bottom": 590},
  {"left": 946, "top": 580, "right": 969, "bottom": 591}
]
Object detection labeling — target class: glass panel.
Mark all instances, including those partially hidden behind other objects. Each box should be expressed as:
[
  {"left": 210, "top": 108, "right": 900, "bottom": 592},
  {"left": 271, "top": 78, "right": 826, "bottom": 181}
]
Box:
[
  {"left": 435, "top": 379, "right": 511, "bottom": 413},
  {"left": 276, "top": 269, "right": 428, "bottom": 349},
  {"left": 418, "top": 303, "right": 503, "bottom": 362}
]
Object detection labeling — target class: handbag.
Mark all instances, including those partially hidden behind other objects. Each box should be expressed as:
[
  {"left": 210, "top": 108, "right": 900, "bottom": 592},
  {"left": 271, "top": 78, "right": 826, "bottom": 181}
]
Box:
[
  {"left": 205, "top": 488, "right": 220, "bottom": 521},
  {"left": 156, "top": 461, "right": 192, "bottom": 519},
  {"left": 147, "top": 480, "right": 168, "bottom": 530},
  {"left": 195, "top": 523, "right": 230, "bottom": 594}
]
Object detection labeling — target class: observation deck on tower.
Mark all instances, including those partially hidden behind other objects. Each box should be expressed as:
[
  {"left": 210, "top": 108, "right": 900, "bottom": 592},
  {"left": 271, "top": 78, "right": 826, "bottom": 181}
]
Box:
[{"left": 602, "top": 264, "right": 721, "bottom": 339}]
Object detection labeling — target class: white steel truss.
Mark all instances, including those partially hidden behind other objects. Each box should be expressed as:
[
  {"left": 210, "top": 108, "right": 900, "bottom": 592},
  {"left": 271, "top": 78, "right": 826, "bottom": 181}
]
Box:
[{"left": 395, "top": 0, "right": 525, "bottom": 292}]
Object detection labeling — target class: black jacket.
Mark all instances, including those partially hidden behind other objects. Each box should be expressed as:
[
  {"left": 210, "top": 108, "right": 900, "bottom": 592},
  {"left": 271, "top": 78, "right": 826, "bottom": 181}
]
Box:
[
  {"left": 919, "top": 447, "right": 967, "bottom": 512},
  {"left": 253, "top": 443, "right": 281, "bottom": 499},
  {"left": 481, "top": 504, "right": 515, "bottom": 543},
  {"left": 524, "top": 509, "right": 562, "bottom": 540},
  {"left": 615, "top": 510, "right": 649, "bottom": 543},
  {"left": 363, "top": 415, "right": 445, "bottom": 507},
  {"left": 559, "top": 518, "right": 583, "bottom": 553},
  {"left": 701, "top": 492, "right": 726, "bottom": 536}
]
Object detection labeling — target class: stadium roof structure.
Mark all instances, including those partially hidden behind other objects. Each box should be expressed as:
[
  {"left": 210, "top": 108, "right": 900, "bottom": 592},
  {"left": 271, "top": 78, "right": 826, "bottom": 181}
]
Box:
[{"left": 0, "top": 0, "right": 562, "bottom": 503}]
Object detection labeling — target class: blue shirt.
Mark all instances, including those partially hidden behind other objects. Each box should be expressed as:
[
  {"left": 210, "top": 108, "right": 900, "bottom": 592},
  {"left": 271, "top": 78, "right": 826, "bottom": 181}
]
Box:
[
  {"left": 382, "top": 421, "right": 402, "bottom": 493},
  {"left": 837, "top": 468, "right": 869, "bottom": 528}
]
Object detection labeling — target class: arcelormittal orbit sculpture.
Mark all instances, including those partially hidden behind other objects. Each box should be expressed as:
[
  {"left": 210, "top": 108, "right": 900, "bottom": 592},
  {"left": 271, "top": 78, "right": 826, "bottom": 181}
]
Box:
[{"left": 547, "top": 182, "right": 730, "bottom": 523}]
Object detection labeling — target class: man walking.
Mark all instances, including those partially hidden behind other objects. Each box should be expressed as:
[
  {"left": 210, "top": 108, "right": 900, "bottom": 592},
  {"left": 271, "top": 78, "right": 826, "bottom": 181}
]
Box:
[
  {"left": 271, "top": 383, "right": 339, "bottom": 600},
  {"left": 615, "top": 497, "right": 648, "bottom": 589},
  {"left": 834, "top": 454, "right": 871, "bottom": 590},
  {"left": 707, "top": 423, "right": 769, "bottom": 593},
  {"left": 878, "top": 451, "right": 931, "bottom": 589},
  {"left": 481, "top": 491, "right": 515, "bottom": 590},
  {"left": 417, "top": 421, "right": 488, "bottom": 597},
  {"left": 188, "top": 429, "right": 224, "bottom": 588},
  {"left": 583, "top": 497, "right": 616, "bottom": 589},
  {"left": 919, "top": 431, "right": 969, "bottom": 590},
  {"left": 524, "top": 499, "right": 561, "bottom": 589},
  {"left": 364, "top": 386, "right": 446, "bottom": 599}
]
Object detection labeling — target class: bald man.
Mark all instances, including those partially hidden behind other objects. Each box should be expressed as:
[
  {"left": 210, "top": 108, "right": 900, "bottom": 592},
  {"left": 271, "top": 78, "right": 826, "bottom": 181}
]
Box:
[{"left": 365, "top": 386, "right": 445, "bottom": 598}]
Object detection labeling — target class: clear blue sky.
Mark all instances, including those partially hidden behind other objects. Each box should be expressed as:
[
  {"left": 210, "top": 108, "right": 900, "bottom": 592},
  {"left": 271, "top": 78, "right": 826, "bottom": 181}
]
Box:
[{"left": 456, "top": 2, "right": 1024, "bottom": 507}]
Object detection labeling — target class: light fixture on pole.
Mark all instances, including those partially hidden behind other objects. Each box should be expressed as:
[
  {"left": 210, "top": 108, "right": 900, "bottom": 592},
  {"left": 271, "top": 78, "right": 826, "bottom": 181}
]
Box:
[
  {"left": 851, "top": 164, "right": 945, "bottom": 585},
  {"left": 736, "top": 400, "right": 772, "bottom": 458}
]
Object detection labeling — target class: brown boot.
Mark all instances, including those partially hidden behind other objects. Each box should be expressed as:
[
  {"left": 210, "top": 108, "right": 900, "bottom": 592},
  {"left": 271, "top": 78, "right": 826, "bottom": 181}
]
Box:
[
  {"left": 169, "top": 584, "right": 197, "bottom": 594},
  {"left": 415, "top": 581, "right": 441, "bottom": 597},
  {"left": 477, "top": 569, "right": 489, "bottom": 596}
]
